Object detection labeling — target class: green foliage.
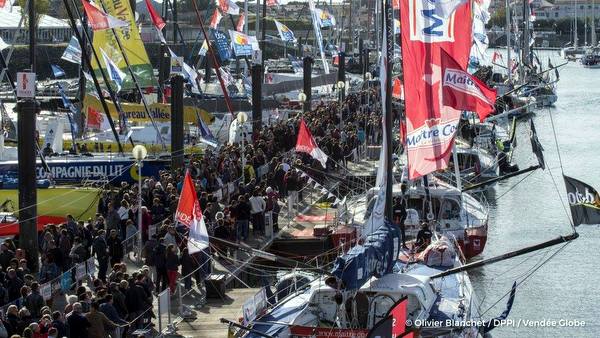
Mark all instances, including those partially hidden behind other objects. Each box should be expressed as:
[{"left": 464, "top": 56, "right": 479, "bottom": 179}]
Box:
[
  {"left": 17, "top": 0, "right": 51, "bottom": 27},
  {"left": 488, "top": 7, "right": 506, "bottom": 28}
]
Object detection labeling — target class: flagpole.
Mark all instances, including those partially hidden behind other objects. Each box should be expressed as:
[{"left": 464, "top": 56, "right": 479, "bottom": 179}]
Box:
[
  {"left": 96, "top": 0, "right": 167, "bottom": 151},
  {"left": 383, "top": 0, "right": 393, "bottom": 220},
  {"left": 65, "top": 0, "right": 126, "bottom": 153},
  {"left": 191, "top": 0, "right": 236, "bottom": 117}
]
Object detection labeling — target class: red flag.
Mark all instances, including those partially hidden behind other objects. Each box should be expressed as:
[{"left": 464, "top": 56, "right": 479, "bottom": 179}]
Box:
[
  {"left": 81, "top": 0, "right": 129, "bottom": 31},
  {"left": 400, "top": 0, "right": 472, "bottom": 179},
  {"left": 86, "top": 106, "right": 101, "bottom": 129},
  {"left": 236, "top": 13, "right": 245, "bottom": 32},
  {"left": 176, "top": 171, "right": 209, "bottom": 253},
  {"left": 144, "top": 0, "right": 165, "bottom": 30},
  {"left": 393, "top": 0, "right": 400, "bottom": 9},
  {"left": 392, "top": 77, "right": 403, "bottom": 99},
  {"left": 390, "top": 297, "right": 408, "bottom": 336},
  {"left": 296, "top": 119, "right": 328, "bottom": 168},
  {"left": 492, "top": 51, "right": 503, "bottom": 63},
  {"left": 440, "top": 49, "right": 497, "bottom": 121},
  {"left": 209, "top": 8, "right": 223, "bottom": 29},
  {"left": 267, "top": 0, "right": 280, "bottom": 6},
  {"left": 217, "top": 0, "right": 240, "bottom": 14}
]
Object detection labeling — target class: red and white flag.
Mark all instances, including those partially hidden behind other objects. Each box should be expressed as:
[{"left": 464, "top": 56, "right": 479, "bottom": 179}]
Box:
[
  {"left": 209, "top": 8, "right": 223, "bottom": 29},
  {"left": 217, "top": 0, "right": 239, "bottom": 15},
  {"left": 296, "top": 119, "right": 328, "bottom": 168},
  {"left": 236, "top": 13, "right": 245, "bottom": 32},
  {"left": 392, "top": 77, "right": 403, "bottom": 99},
  {"left": 144, "top": 0, "right": 166, "bottom": 43},
  {"left": 81, "top": 0, "right": 129, "bottom": 31},
  {"left": 400, "top": 0, "right": 472, "bottom": 179},
  {"left": 176, "top": 171, "right": 209, "bottom": 253},
  {"left": 441, "top": 48, "right": 497, "bottom": 121},
  {"left": 267, "top": 0, "right": 280, "bottom": 6},
  {"left": 86, "top": 106, "right": 110, "bottom": 130},
  {"left": 492, "top": 51, "right": 503, "bottom": 63}
]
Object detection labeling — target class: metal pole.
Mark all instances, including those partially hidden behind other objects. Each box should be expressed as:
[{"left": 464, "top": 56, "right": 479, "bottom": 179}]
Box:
[
  {"left": 137, "top": 160, "right": 143, "bottom": 262},
  {"left": 17, "top": 0, "right": 40, "bottom": 273},
  {"left": 171, "top": 74, "right": 185, "bottom": 170},
  {"left": 383, "top": 0, "right": 393, "bottom": 220},
  {"left": 241, "top": 125, "right": 246, "bottom": 183},
  {"left": 505, "top": 0, "right": 512, "bottom": 82}
]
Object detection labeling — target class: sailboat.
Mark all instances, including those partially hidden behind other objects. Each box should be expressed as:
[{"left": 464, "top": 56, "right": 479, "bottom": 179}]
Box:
[
  {"left": 561, "top": 0, "right": 587, "bottom": 60},
  {"left": 227, "top": 2, "right": 491, "bottom": 337}
]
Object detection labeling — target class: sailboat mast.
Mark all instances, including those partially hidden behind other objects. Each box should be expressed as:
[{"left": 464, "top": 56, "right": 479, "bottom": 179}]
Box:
[
  {"left": 575, "top": 1, "right": 579, "bottom": 48},
  {"left": 593, "top": 0, "right": 597, "bottom": 46},
  {"left": 383, "top": 0, "right": 393, "bottom": 219},
  {"left": 505, "top": 0, "right": 512, "bottom": 82}
]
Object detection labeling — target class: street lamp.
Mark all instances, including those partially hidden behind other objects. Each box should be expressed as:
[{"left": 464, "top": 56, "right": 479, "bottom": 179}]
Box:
[
  {"left": 237, "top": 112, "right": 248, "bottom": 183},
  {"left": 132, "top": 144, "right": 147, "bottom": 262},
  {"left": 298, "top": 91, "right": 307, "bottom": 112},
  {"left": 336, "top": 81, "right": 346, "bottom": 130}
]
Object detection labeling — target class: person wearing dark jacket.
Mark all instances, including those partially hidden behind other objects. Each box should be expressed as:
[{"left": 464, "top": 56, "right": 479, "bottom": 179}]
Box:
[
  {"left": 66, "top": 302, "right": 91, "bottom": 338},
  {"left": 181, "top": 246, "right": 201, "bottom": 289},
  {"left": 125, "top": 278, "right": 152, "bottom": 329},
  {"left": 51, "top": 311, "right": 68, "bottom": 338},
  {"left": 106, "top": 230, "right": 124, "bottom": 267},
  {"left": 152, "top": 239, "right": 168, "bottom": 293},
  {"left": 92, "top": 230, "right": 109, "bottom": 281},
  {"left": 23, "top": 282, "right": 45, "bottom": 320},
  {"left": 4, "top": 305, "right": 22, "bottom": 337},
  {"left": 165, "top": 244, "right": 180, "bottom": 294},
  {"left": 5, "top": 269, "right": 23, "bottom": 301}
]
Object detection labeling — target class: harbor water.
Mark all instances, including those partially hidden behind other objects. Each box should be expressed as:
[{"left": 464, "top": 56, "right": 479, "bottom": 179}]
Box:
[{"left": 472, "top": 50, "right": 600, "bottom": 337}]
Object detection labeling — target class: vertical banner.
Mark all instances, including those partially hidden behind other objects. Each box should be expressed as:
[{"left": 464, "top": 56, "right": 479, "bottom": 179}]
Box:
[
  {"left": 308, "top": 0, "right": 330, "bottom": 74},
  {"left": 212, "top": 30, "right": 231, "bottom": 61},
  {"left": 91, "top": 0, "right": 156, "bottom": 89},
  {"left": 400, "top": 0, "right": 472, "bottom": 179}
]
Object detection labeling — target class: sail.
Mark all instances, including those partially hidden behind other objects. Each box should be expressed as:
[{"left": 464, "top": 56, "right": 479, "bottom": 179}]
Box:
[
  {"left": 90, "top": 0, "right": 156, "bottom": 89},
  {"left": 399, "top": 0, "right": 472, "bottom": 179}
]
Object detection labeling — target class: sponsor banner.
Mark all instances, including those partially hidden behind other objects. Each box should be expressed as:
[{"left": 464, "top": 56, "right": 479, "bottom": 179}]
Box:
[
  {"left": 400, "top": 0, "right": 472, "bottom": 179},
  {"left": 229, "top": 30, "right": 254, "bottom": 56},
  {"left": 212, "top": 29, "right": 231, "bottom": 61},
  {"left": 0, "top": 159, "right": 168, "bottom": 184},
  {"left": 83, "top": 94, "right": 213, "bottom": 124},
  {"left": 90, "top": 0, "right": 156, "bottom": 89}
]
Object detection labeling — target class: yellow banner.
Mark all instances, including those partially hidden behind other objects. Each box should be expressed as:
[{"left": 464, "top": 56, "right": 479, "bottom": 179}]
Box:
[
  {"left": 91, "top": 0, "right": 155, "bottom": 88},
  {"left": 83, "top": 94, "right": 214, "bottom": 124}
]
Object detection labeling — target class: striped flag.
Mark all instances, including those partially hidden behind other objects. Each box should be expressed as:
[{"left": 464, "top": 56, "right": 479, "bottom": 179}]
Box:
[
  {"left": 209, "top": 8, "right": 223, "bottom": 29},
  {"left": 236, "top": 13, "right": 245, "bottom": 32},
  {"left": 100, "top": 48, "right": 127, "bottom": 92},
  {"left": 51, "top": 64, "right": 66, "bottom": 78},
  {"left": 144, "top": 0, "right": 166, "bottom": 43},
  {"left": 217, "top": 0, "right": 239, "bottom": 15},
  {"left": 81, "top": 0, "right": 129, "bottom": 31}
]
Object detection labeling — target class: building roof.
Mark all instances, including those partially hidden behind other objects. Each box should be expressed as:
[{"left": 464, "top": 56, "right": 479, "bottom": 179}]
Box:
[{"left": 0, "top": 7, "right": 70, "bottom": 29}]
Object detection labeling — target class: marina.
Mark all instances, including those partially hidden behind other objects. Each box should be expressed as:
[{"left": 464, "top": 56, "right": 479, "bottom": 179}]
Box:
[{"left": 0, "top": 0, "right": 599, "bottom": 337}]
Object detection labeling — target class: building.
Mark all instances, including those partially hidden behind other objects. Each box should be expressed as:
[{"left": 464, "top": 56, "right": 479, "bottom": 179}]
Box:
[
  {"left": 0, "top": 7, "right": 71, "bottom": 43},
  {"left": 534, "top": 0, "right": 600, "bottom": 20}
]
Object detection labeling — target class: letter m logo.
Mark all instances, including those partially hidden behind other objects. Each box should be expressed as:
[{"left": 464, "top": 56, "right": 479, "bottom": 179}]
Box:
[
  {"left": 421, "top": 9, "right": 443, "bottom": 37},
  {"left": 409, "top": 0, "right": 455, "bottom": 43}
]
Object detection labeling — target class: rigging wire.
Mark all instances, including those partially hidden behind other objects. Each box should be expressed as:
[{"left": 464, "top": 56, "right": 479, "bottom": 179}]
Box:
[{"left": 478, "top": 240, "right": 573, "bottom": 318}]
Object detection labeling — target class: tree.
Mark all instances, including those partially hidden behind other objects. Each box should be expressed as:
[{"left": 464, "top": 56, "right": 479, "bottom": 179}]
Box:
[
  {"left": 488, "top": 7, "right": 506, "bottom": 28},
  {"left": 17, "top": 0, "right": 51, "bottom": 28}
]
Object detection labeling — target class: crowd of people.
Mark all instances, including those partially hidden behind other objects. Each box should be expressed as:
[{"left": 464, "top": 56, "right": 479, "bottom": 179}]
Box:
[{"left": 0, "top": 89, "right": 384, "bottom": 338}]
